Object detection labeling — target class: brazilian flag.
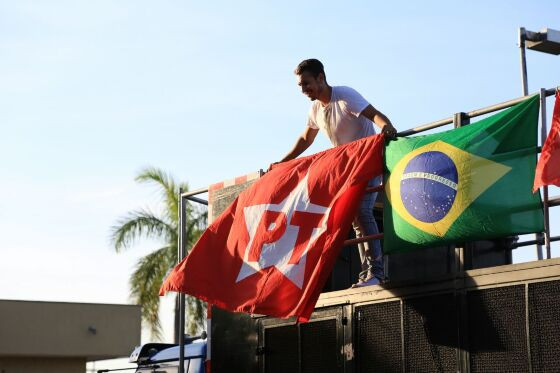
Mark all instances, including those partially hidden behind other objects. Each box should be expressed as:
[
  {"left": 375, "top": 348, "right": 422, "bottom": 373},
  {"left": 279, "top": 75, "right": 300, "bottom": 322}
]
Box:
[{"left": 384, "top": 95, "right": 543, "bottom": 253}]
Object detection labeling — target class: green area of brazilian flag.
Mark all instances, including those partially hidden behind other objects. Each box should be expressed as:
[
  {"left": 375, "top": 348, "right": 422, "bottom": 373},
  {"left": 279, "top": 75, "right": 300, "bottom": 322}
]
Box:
[{"left": 383, "top": 95, "right": 543, "bottom": 253}]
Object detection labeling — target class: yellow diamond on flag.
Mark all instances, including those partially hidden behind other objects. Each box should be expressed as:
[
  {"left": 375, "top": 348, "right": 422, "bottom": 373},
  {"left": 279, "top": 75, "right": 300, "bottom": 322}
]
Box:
[{"left": 386, "top": 140, "right": 511, "bottom": 237}]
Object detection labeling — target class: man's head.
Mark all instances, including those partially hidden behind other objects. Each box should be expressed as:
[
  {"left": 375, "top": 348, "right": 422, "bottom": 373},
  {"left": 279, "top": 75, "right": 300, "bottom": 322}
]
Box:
[{"left": 295, "top": 59, "right": 328, "bottom": 101}]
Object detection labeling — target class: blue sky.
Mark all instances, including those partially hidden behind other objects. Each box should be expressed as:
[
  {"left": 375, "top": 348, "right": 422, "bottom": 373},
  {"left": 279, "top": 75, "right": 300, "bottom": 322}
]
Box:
[{"left": 1, "top": 0, "right": 559, "bottom": 368}]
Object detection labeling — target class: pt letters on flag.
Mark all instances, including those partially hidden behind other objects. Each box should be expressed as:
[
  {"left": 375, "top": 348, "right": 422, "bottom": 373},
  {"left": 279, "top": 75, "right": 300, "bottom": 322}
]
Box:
[
  {"left": 160, "top": 135, "right": 385, "bottom": 321},
  {"left": 384, "top": 96, "right": 544, "bottom": 253},
  {"left": 533, "top": 90, "right": 560, "bottom": 191}
]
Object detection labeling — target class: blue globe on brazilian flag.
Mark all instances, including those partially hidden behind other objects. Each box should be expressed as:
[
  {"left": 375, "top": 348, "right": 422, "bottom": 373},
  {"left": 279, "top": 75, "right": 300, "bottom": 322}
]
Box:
[{"left": 383, "top": 95, "right": 544, "bottom": 253}]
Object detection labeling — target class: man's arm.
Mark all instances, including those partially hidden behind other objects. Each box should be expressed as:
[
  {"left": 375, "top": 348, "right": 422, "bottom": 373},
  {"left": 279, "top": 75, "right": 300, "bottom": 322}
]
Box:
[
  {"left": 279, "top": 126, "right": 319, "bottom": 162},
  {"left": 268, "top": 127, "right": 318, "bottom": 172},
  {"left": 361, "top": 104, "right": 397, "bottom": 138}
]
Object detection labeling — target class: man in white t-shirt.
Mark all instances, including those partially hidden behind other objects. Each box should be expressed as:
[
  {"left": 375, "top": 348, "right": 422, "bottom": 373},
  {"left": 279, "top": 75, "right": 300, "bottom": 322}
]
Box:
[{"left": 275, "top": 59, "right": 397, "bottom": 287}]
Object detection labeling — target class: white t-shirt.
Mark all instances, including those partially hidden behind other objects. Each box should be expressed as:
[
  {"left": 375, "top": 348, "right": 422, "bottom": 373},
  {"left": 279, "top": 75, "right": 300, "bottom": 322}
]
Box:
[{"left": 307, "top": 86, "right": 375, "bottom": 146}]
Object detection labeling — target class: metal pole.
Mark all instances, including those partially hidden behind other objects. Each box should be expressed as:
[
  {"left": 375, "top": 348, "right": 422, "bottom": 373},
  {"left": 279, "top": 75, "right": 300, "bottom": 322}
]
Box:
[
  {"left": 185, "top": 195, "right": 209, "bottom": 205},
  {"left": 178, "top": 191, "right": 186, "bottom": 373},
  {"left": 453, "top": 113, "right": 470, "bottom": 272},
  {"left": 343, "top": 233, "right": 383, "bottom": 246},
  {"left": 520, "top": 27, "right": 544, "bottom": 259},
  {"left": 365, "top": 185, "right": 383, "bottom": 193},
  {"left": 540, "top": 89, "right": 552, "bottom": 259},
  {"left": 399, "top": 87, "right": 558, "bottom": 138},
  {"left": 519, "top": 27, "right": 529, "bottom": 96},
  {"left": 182, "top": 186, "right": 209, "bottom": 198},
  {"left": 550, "top": 195, "right": 560, "bottom": 207}
]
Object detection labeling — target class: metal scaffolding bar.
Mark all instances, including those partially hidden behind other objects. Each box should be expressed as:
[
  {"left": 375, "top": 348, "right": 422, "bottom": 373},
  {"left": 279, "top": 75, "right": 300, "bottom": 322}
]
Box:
[
  {"left": 398, "top": 117, "right": 454, "bottom": 137},
  {"left": 398, "top": 86, "right": 558, "bottom": 137},
  {"left": 540, "top": 88, "right": 552, "bottom": 259},
  {"left": 513, "top": 235, "right": 560, "bottom": 249},
  {"left": 178, "top": 192, "right": 187, "bottom": 373},
  {"left": 181, "top": 187, "right": 209, "bottom": 198},
  {"left": 519, "top": 27, "right": 529, "bottom": 96},
  {"left": 185, "top": 195, "right": 208, "bottom": 206},
  {"left": 466, "top": 95, "right": 533, "bottom": 118},
  {"left": 343, "top": 233, "right": 384, "bottom": 246},
  {"left": 365, "top": 185, "right": 383, "bottom": 193},
  {"left": 549, "top": 195, "right": 560, "bottom": 207},
  {"left": 346, "top": 233, "right": 560, "bottom": 250}
]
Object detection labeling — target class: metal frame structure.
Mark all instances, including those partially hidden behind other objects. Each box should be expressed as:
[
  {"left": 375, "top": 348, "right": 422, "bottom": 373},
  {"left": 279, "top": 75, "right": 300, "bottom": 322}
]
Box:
[
  {"left": 175, "top": 87, "right": 559, "bottom": 372},
  {"left": 519, "top": 27, "right": 560, "bottom": 97}
]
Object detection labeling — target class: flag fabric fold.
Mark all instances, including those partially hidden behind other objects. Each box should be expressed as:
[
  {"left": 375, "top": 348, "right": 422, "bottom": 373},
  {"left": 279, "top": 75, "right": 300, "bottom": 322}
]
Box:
[
  {"left": 384, "top": 95, "right": 543, "bottom": 253},
  {"left": 160, "top": 134, "right": 385, "bottom": 321},
  {"left": 533, "top": 90, "right": 560, "bottom": 192}
]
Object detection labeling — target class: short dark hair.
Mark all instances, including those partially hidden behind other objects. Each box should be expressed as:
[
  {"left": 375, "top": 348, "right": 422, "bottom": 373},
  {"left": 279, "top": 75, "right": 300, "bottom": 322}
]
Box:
[{"left": 294, "top": 59, "right": 325, "bottom": 78}]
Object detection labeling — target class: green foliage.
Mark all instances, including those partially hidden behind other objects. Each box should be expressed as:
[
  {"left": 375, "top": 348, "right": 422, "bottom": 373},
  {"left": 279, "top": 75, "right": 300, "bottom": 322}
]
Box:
[{"left": 110, "top": 167, "right": 207, "bottom": 340}]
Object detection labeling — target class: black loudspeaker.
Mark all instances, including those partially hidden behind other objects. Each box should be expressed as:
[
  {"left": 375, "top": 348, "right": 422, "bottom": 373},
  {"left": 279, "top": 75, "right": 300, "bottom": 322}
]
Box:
[
  {"left": 355, "top": 301, "right": 402, "bottom": 373},
  {"left": 467, "top": 286, "right": 529, "bottom": 372}
]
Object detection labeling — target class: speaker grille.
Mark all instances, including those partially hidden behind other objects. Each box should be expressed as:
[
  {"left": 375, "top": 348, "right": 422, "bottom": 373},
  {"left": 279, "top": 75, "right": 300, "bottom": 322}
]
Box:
[
  {"left": 356, "top": 301, "right": 402, "bottom": 373},
  {"left": 403, "top": 293, "right": 458, "bottom": 372},
  {"left": 529, "top": 280, "right": 560, "bottom": 372},
  {"left": 301, "top": 319, "right": 339, "bottom": 373},
  {"left": 467, "top": 285, "right": 528, "bottom": 372},
  {"left": 264, "top": 324, "right": 299, "bottom": 373}
]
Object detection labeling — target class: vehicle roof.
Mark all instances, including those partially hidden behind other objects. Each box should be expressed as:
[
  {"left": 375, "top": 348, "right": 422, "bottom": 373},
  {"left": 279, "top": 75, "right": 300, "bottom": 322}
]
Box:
[{"left": 149, "top": 340, "right": 206, "bottom": 362}]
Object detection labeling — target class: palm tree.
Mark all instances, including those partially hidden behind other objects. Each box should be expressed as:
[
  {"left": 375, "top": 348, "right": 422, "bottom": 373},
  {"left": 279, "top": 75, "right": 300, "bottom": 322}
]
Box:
[{"left": 110, "top": 167, "right": 207, "bottom": 340}]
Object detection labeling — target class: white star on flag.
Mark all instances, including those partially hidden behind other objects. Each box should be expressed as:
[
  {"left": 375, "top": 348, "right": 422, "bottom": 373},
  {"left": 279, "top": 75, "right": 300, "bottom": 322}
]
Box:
[{"left": 236, "top": 173, "right": 330, "bottom": 289}]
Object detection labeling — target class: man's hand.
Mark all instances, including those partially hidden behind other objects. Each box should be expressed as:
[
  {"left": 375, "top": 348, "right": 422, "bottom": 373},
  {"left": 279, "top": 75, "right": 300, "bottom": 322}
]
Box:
[
  {"left": 272, "top": 127, "right": 319, "bottom": 173},
  {"left": 361, "top": 105, "right": 397, "bottom": 139},
  {"left": 381, "top": 123, "right": 397, "bottom": 139}
]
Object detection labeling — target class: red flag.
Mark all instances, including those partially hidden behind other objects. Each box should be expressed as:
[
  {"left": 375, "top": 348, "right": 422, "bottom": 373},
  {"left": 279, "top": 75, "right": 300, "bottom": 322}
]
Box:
[
  {"left": 160, "top": 134, "right": 385, "bottom": 321},
  {"left": 534, "top": 90, "right": 560, "bottom": 192}
]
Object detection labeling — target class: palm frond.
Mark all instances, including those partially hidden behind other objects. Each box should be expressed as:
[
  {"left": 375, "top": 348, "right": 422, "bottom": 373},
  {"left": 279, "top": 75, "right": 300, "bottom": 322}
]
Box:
[
  {"left": 110, "top": 209, "right": 177, "bottom": 253},
  {"left": 185, "top": 297, "right": 207, "bottom": 335},
  {"left": 111, "top": 167, "right": 209, "bottom": 339},
  {"left": 130, "top": 245, "right": 176, "bottom": 340},
  {"left": 135, "top": 167, "right": 188, "bottom": 223},
  {"left": 183, "top": 211, "right": 207, "bottom": 251}
]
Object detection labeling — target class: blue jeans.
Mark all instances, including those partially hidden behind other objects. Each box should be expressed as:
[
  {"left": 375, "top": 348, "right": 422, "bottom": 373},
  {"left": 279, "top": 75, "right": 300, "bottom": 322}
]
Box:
[{"left": 352, "top": 176, "right": 384, "bottom": 280}]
